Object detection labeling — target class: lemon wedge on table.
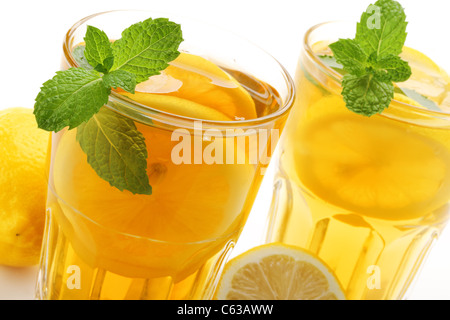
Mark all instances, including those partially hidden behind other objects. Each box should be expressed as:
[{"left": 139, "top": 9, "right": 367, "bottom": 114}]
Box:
[
  {"left": 0, "top": 108, "right": 50, "bottom": 267},
  {"left": 215, "top": 243, "right": 345, "bottom": 300},
  {"left": 119, "top": 52, "right": 256, "bottom": 121}
]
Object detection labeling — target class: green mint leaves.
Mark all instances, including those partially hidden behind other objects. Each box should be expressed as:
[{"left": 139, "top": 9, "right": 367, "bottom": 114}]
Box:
[
  {"left": 329, "top": 39, "right": 368, "bottom": 76},
  {"left": 355, "top": 0, "right": 407, "bottom": 57},
  {"left": 34, "top": 17, "right": 183, "bottom": 195},
  {"left": 34, "top": 19, "right": 182, "bottom": 132},
  {"left": 341, "top": 73, "right": 395, "bottom": 116},
  {"left": 34, "top": 68, "right": 110, "bottom": 132},
  {"left": 329, "top": 0, "right": 411, "bottom": 116},
  {"left": 76, "top": 107, "right": 152, "bottom": 195},
  {"left": 84, "top": 26, "right": 115, "bottom": 73},
  {"left": 112, "top": 18, "right": 183, "bottom": 83},
  {"left": 103, "top": 70, "right": 137, "bottom": 94}
]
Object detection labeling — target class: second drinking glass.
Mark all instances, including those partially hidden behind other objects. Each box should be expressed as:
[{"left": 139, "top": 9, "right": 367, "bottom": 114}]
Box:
[{"left": 266, "top": 20, "right": 450, "bottom": 300}]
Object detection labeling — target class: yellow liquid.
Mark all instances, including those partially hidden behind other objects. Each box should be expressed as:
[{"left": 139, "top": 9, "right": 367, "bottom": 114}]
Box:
[
  {"left": 37, "top": 53, "right": 283, "bottom": 300},
  {"left": 267, "top": 47, "right": 450, "bottom": 300}
]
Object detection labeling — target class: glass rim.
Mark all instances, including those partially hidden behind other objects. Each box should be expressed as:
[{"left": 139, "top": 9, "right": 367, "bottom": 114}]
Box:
[
  {"left": 62, "top": 10, "right": 296, "bottom": 129},
  {"left": 303, "top": 20, "right": 450, "bottom": 120}
]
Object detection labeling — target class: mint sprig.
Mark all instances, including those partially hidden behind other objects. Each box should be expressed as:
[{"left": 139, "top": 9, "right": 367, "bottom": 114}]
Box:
[
  {"left": 329, "top": 0, "right": 412, "bottom": 116},
  {"left": 76, "top": 107, "right": 152, "bottom": 195},
  {"left": 318, "top": 55, "right": 442, "bottom": 112},
  {"left": 34, "top": 17, "right": 183, "bottom": 195}
]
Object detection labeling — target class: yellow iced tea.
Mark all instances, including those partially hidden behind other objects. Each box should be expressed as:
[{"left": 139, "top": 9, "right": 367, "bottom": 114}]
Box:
[
  {"left": 266, "top": 23, "right": 450, "bottom": 300},
  {"left": 36, "top": 12, "right": 293, "bottom": 300}
]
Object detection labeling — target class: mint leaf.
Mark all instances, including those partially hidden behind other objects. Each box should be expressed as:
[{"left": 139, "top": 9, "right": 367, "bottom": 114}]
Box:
[
  {"left": 84, "top": 26, "right": 114, "bottom": 72},
  {"left": 329, "top": 39, "right": 367, "bottom": 76},
  {"left": 103, "top": 70, "right": 136, "bottom": 93},
  {"left": 34, "top": 68, "right": 110, "bottom": 131},
  {"left": 341, "top": 73, "right": 394, "bottom": 116},
  {"left": 355, "top": 0, "right": 407, "bottom": 57},
  {"left": 375, "top": 54, "right": 412, "bottom": 82},
  {"left": 111, "top": 18, "right": 183, "bottom": 83},
  {"left": 76, "top": 107, "right": 152, "bottom": 195}
]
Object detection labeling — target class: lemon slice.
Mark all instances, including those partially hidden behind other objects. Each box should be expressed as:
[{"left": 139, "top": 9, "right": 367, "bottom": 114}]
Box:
[
  {"left": 120, "top": 91, "right": 232, "bottom": 121},
  {"left": 215, "top": 243, "right": 345, "bottom": 300},
  {"left": 166, "top": 53, "right": 257, "bottom": 119},
  {"left": 119, "top": 52, "right": 256, "bottom": 121},
  {"left": 295, "top": 104, "right": 450, "bottom": 220}
]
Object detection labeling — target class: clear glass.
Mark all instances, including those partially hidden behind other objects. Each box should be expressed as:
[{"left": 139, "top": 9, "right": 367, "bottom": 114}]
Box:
[
  {"left": 36, "top": 10, "right": 294, "bottom": 300},
  {"left": 265, "top": 21, "right": 450, "bottom": 300}
]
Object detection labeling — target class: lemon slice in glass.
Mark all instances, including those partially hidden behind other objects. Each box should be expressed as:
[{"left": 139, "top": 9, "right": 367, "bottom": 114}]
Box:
[
  {"left": 119, "top": 52, "right": 256, "bottom": 121},
  {"left": 295, "top": 103, "right": 450, "bottom": 220}
]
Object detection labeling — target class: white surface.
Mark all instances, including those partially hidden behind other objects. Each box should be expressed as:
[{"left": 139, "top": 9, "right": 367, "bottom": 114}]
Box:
[{"left": 0, "top": 0, "right": 449, "bottom": 300}]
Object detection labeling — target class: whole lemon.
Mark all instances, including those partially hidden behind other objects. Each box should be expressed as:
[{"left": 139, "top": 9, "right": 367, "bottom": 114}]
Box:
[{"left": 0, "top": 107, "right": 50, "bottom": 267}]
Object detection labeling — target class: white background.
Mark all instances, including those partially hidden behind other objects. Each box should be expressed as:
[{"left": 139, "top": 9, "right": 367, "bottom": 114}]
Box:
[{"left": 0, "top": 0, "right": 449, "bottom": 300}]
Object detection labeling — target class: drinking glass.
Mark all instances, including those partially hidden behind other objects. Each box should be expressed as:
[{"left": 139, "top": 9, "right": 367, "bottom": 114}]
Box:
[
  {"left": 36, "top": 10, "right": 294, "bottom": 300},
  {"left": 265, "top": 21, "right": 450, "bottom": 300}
]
